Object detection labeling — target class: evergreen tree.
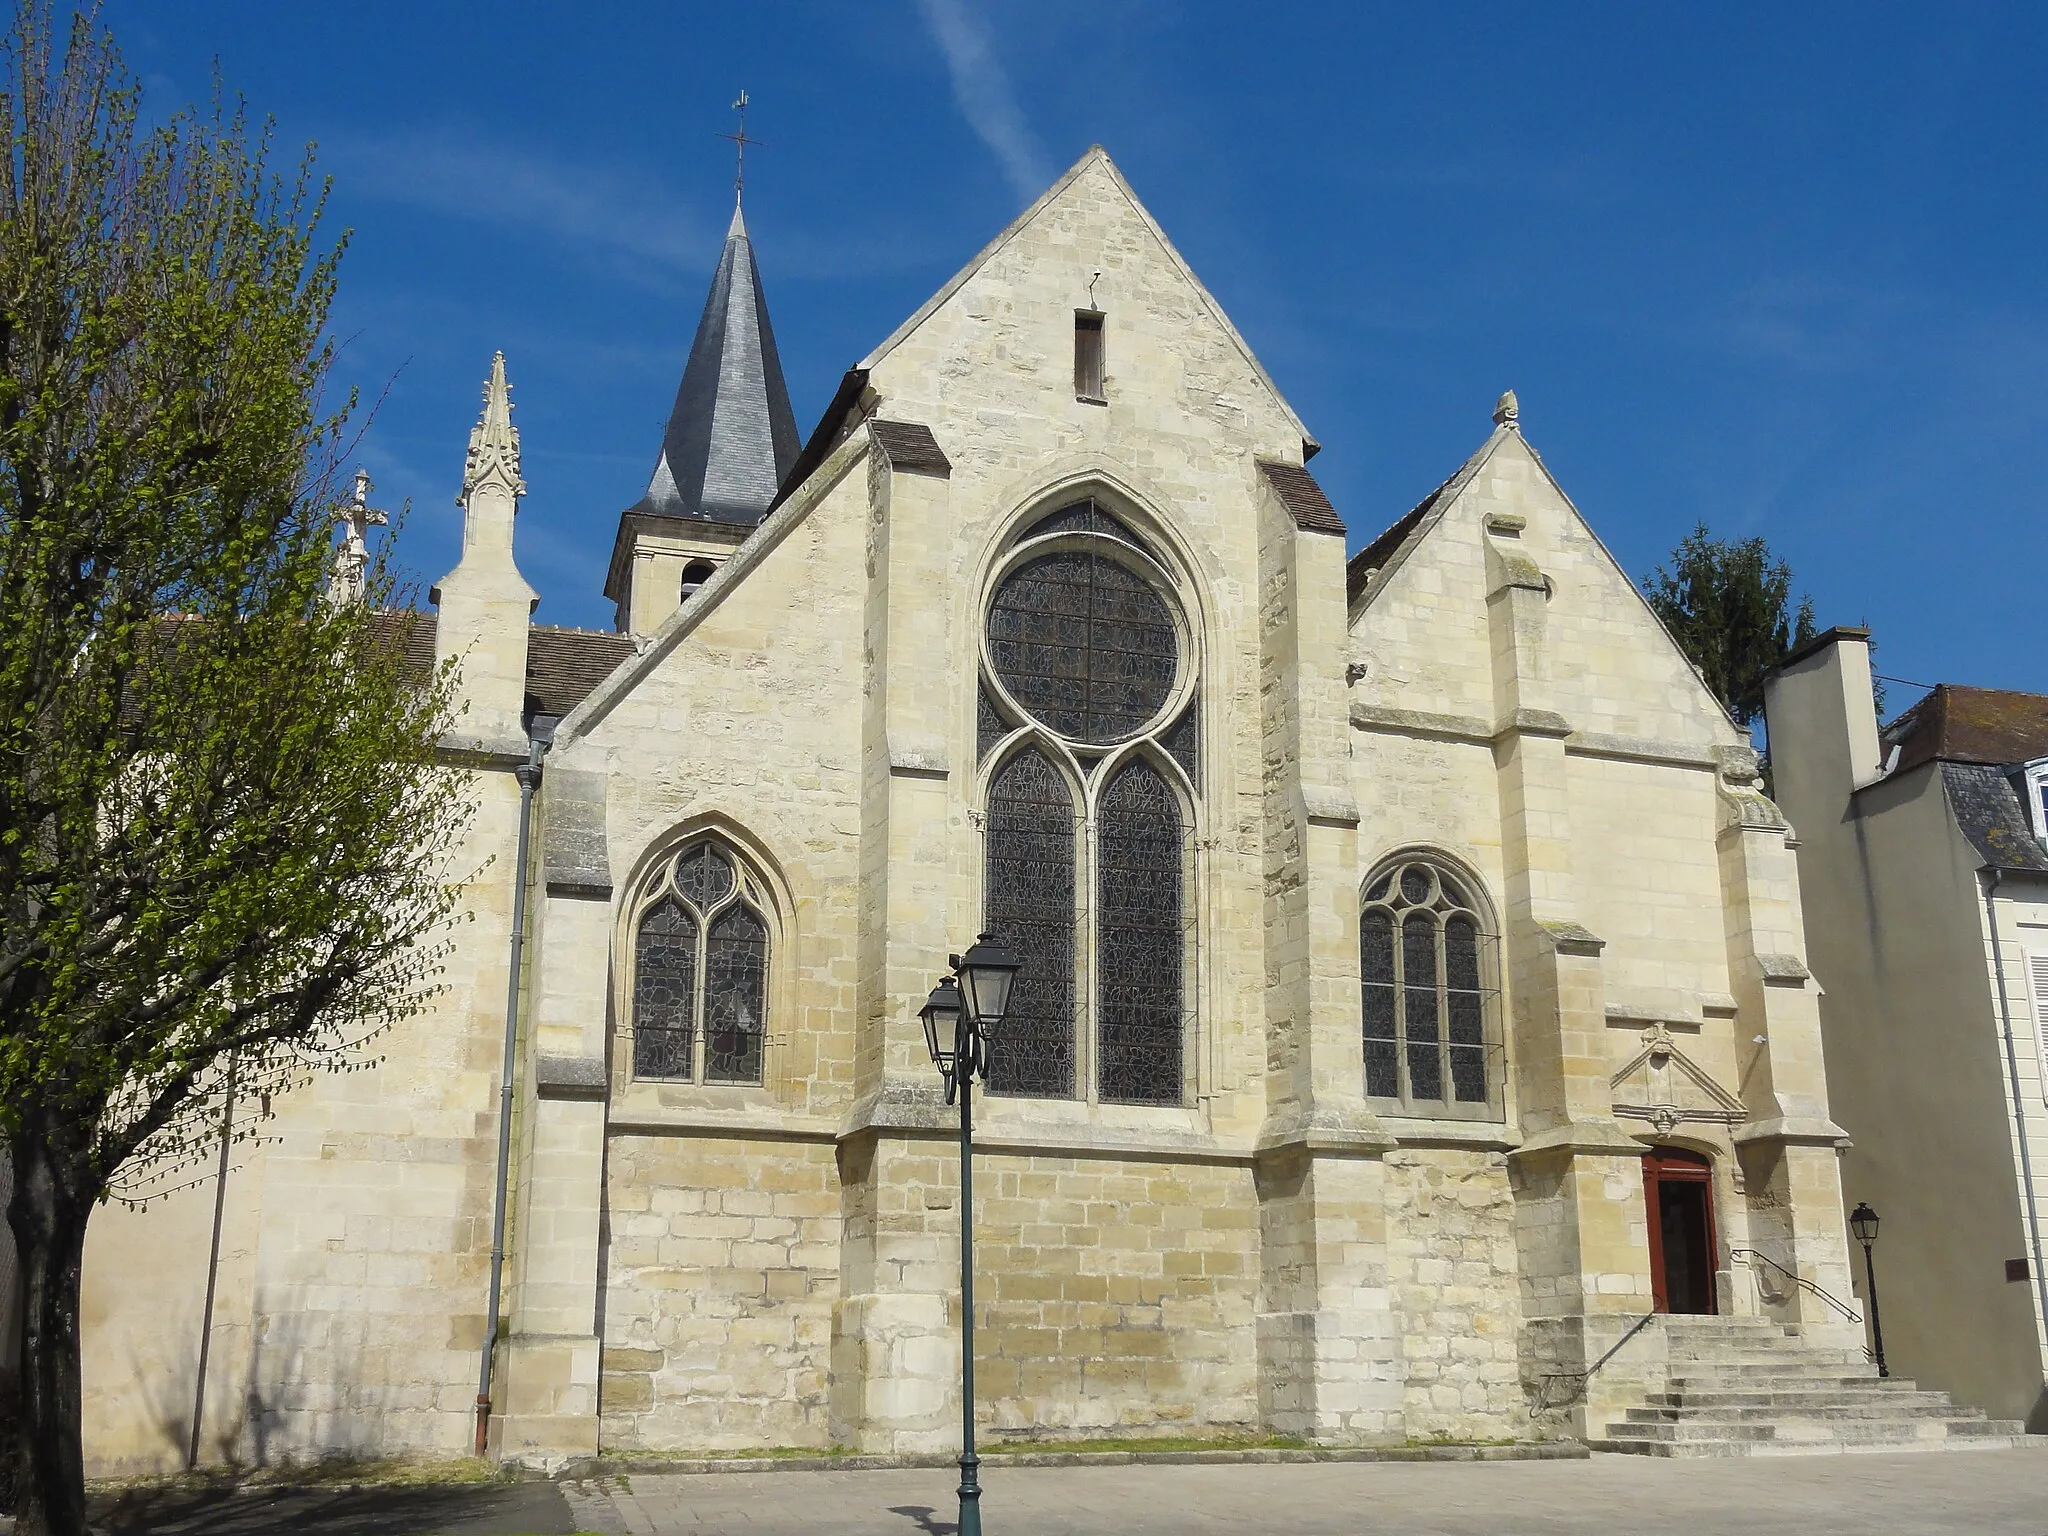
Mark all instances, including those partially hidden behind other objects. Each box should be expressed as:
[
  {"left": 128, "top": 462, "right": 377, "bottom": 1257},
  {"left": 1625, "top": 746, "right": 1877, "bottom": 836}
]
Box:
[
  {"left": 1641, "top": 523, "right": 1817, "bottom": 729},
  {"left": 0, "top": 11, "right": 466, "bottom": 1531}
]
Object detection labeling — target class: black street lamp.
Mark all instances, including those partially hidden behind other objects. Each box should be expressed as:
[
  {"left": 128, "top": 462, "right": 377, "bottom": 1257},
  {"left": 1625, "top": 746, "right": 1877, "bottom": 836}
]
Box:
[
  {"left": 1849, "top": 1201, "right": 1888, "bottom": 1378},
  {"left": 919, "top": 933, "right": 1022, "bottom": 1536}
]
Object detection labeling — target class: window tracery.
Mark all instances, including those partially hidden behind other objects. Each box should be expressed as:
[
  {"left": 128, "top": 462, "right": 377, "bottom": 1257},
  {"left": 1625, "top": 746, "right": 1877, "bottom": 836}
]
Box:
[
  {"left": 629, "top": 839, "right": 770, "bottom": 1084},
  {"left": 980, "top": 497, "right": 1195, "bottom": 1107},
  {"left": 1360, "top": 857, "right": 1499, "bottom": 1116}
]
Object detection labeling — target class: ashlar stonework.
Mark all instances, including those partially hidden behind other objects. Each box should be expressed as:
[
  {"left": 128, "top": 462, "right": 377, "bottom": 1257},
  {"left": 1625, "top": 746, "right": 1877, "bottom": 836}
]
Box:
[{"left": 60, "top": 146, "right": 1865, "bottom": 1475}]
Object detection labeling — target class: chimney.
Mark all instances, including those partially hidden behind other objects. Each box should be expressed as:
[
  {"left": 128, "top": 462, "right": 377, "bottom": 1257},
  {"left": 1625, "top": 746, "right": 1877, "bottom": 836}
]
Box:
[{"left": 1762, "top": 627, "right": 1883, "bottom": 830}]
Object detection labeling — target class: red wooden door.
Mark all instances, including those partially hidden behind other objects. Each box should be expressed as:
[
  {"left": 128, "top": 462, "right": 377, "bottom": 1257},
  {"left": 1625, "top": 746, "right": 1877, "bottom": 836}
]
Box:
[{"left": 1643, "top": 1148, "right": 1717, "bottom": 1315}]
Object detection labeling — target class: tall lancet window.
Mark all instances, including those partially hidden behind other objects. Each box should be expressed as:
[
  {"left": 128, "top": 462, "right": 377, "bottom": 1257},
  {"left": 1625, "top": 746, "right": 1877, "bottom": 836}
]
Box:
[
  {"left": 1360, "top": 856, "right": 1500, "bottom": 1118},
  {"left": 630, "top": 839, "right": 771, "bottom": 1084},
  {"left": 983, "top": 750, "right": 1078, "bottom": 1098},
  {"left": 979, "top": 498, "right": 1196, "bottom": 1107}
]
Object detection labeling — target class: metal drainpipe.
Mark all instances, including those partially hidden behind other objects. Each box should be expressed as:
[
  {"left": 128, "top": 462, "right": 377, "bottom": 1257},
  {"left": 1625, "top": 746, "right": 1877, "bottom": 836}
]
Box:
[
  {"left": 476, "top": 734, "right": 545, "bottom": 1457},
  {"left": 1983, "top": 867, "right": 2048, "bottom": 1365}
]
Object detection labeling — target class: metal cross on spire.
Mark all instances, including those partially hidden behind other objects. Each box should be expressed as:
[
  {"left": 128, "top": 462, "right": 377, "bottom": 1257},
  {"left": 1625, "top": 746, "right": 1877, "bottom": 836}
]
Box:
[{"left": 718, "top": 89, "right": 764, "bottom": 206}]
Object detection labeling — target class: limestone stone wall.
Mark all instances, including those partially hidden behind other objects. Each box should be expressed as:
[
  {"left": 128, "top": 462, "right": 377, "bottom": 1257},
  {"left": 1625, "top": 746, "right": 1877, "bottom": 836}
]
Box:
[
  {"left": 79, "top": 765, "right": 520, "bottom": 1475},
  {"left": 974, "top": 1153, "right": 1260, "bottom": 1439},
  {"left": 1384, "top": 1149, "right": 1523, "bottom": 1436},
  {"left": 1567, "top": 753, "right": 1730, "bottom": 1010},
  {"left": 599, "top": 1135, "right": 841, "bottom": 1450}
]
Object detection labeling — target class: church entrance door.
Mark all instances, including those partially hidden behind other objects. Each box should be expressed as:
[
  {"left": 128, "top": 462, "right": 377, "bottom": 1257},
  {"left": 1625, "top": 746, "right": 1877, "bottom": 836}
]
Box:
[{"left": 1643, "top": 1148, "right": 1717, "bottom": 1315}]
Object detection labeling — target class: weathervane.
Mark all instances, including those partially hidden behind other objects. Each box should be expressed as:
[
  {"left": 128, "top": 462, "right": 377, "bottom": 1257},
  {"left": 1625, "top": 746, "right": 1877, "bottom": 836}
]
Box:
[{"left": 718, "top": 89, "right": 765, "bottom": 206}]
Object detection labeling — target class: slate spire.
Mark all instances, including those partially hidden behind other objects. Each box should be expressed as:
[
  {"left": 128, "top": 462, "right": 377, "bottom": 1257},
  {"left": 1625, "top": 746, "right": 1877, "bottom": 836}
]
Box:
[{"left": 632, "top": 203, "right": 801, "bottom": 524}]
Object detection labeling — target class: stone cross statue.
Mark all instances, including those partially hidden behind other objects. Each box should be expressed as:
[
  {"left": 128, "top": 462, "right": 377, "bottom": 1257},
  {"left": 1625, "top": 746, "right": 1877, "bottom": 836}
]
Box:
[{"left": 329, "top": 466, "right": 388, "bottom": 607}]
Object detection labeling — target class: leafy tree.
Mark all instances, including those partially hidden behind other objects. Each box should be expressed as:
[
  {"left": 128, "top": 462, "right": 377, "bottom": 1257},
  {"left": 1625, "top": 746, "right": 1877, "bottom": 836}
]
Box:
[
  {"left": 1641, "top": 523, "right": 1817, "bottom": 729},
  {"left": 0, "top": 10, "right": 467, "bottom": 1532}
]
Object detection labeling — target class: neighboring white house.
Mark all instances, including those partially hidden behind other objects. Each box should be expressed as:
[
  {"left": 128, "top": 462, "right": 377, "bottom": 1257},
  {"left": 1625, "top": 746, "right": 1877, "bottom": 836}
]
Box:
[{"left": 1767, "top": 629, "right": 2048, "bottom": 1429}]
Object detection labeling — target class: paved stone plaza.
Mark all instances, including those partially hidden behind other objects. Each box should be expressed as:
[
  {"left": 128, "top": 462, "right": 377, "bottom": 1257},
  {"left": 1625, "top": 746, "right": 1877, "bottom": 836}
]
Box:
[
  {"left": 77, "top": 1446, "right": 2048, "bottom": 1533},
  {"left": 556, "top": 1450, "right": 2048, "bottom": 1536}
]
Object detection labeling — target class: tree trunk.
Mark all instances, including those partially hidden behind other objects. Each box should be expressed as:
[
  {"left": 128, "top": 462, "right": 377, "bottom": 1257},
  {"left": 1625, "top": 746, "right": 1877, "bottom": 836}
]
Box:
[{"left": 7, "top": 1124, "right": 93, "bottom": 1536}]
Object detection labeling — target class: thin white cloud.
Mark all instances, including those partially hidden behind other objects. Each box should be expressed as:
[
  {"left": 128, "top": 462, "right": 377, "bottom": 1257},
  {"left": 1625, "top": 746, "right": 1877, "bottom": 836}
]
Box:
[
  {"left": 321, "top": 130, "right": 717, "bottom": 287},
  {"left": 319, "top": 127, "right": 933, "bottom": 287},
  {"left": 914, "top": 0, "right": 1051, "bottom": 202}
]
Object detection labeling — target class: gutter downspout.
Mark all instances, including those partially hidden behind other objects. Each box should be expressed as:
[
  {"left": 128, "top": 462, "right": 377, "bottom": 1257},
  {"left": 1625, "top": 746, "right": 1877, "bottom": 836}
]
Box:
[
  {"left": 476, "top": 734, "right": 545, "bottom": 1456},
  {"left": 1983, "top": 867, "right": 2048, "bottom": 1371}
]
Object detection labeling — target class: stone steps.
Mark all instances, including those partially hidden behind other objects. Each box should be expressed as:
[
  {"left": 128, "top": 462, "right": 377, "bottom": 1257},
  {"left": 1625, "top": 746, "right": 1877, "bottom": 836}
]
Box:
[{"left": 1592, "top": 1320, "right": 2029, "bottom": 1458}]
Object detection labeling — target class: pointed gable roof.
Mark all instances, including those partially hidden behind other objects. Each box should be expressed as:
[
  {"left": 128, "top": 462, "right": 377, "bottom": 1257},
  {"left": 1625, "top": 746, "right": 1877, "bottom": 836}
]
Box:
[
  {"left": 856, "top": 145, "right": 1319, "bottom": 458},
  {"left": 1346, "top": 430, "right": 1503, "bottom": 608},
  {"left": 632, "top": 204, "right": 802, "bottom": 525}
]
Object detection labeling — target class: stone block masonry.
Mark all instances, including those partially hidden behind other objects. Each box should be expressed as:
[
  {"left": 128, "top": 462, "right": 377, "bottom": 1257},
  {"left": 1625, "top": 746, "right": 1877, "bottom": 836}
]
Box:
[
  {"left": 600, "top": 1136, "right": 842, "bottom": 1451},
  {"left": 971, "top": 1154, "right": 1261, "bottom": 1439}
]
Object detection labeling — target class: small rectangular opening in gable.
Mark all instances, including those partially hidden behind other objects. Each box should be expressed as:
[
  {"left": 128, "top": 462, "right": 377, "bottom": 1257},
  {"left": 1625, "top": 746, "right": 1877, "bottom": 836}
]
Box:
[{"left": 1074, "top": 311, "right": 1105, "bottom": 403}]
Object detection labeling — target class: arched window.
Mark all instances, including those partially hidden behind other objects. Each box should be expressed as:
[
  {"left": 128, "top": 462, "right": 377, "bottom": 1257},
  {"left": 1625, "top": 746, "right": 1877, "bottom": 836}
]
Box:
[
  {"left": 630, "top": 839, "right": 770, "bottom": 1084},
  {"left": 1360, "top": 857, "right": 1498, "bottom": 1116},
  {"left": 983, "top": 750, "right": 1077, "bottom": 1098},
  {"left": 980, "top": 498, "right": 1194, "bottom": 1106},
  {"left": 680, "top": 559, "right": 717, "bottom": 603},
  {"left": 1097, "top": 760, "right": 1185, "bottom": 1105}
]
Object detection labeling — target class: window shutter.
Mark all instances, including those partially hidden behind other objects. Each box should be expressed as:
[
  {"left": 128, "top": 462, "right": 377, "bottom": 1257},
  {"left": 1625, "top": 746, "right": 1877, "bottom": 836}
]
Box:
[
  {"left": 2028, "top": 952, "right": 2048, "bottom": 1102},
  {"left": 1074, "top": 311, "right": 1105, "bottom": 400}
]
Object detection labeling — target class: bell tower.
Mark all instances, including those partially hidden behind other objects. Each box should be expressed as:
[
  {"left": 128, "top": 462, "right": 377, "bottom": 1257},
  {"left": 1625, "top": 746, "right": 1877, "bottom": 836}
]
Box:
[{"left": 604, "top": 199, "right": 801, "bottom": 633}]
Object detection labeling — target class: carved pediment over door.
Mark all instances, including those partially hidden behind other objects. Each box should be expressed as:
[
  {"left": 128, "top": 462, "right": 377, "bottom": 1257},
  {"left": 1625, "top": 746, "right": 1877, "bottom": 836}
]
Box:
[{"left": 1610, "top": 1024, "right": 1746, "bottom": 1138}]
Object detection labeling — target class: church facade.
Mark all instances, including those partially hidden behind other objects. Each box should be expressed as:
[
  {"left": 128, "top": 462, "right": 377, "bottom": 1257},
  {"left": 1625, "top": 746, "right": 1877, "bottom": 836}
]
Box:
[{"left": 70, "top": 147, "right": 1872, "bottom": 1473}]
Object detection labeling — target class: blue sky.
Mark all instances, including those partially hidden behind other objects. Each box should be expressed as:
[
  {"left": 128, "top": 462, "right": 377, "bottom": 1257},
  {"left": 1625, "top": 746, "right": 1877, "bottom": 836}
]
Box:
[{"left": 106, "top": 2, "right": 2048, "bottom": 700}]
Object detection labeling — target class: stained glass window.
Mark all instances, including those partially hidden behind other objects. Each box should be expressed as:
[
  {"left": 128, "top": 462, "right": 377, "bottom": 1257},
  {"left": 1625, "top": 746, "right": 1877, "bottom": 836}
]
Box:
[
  {"left": 987, "top": 551, "right": 1178, "bottom": 743},
  {"left": 984, "top": 750, "right": 1077, "bottom": 1097},
  {"left": 704, "top": 906, "right": 768, "bottom": 1084},
  {"left": 977, "top": 682, "right": 1009, "bottom": 765},
  {"left": 1097, "top": 762, "right": 1187, "bottom": 1105},
  {"left": 1359, "top": 859, "right": 1499, "bottom": 1115},
  {"left": 1160, "top": 699, "right": 1199, "bottom": 789},
  {"left": 1019, "top": 498, "right": 1151, "bottom": 555},
  {"left": 629, "top": 840, "right": 770, "bottom": 1086},
  {"left": 633, "top": 900, "right": 697, "bottom": 1079},
  {"left": 1361, "top": 910, "right": 1399, "bottom": 1096},
  {"left": 981, "top": 506, "right": 1195, "bottom": 1107},
  {"left": 677, "top": 843, "right": 735, "bottom": 908}
]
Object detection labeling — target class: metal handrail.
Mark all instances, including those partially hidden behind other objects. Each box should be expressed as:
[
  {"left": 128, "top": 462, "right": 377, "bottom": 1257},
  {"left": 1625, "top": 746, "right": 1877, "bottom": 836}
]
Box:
[
  {"left": 1532, "top": 1312, "right": 1659, "bottom": 1413},
  {"left": 1729, "top": 1246, "right": 1862, "bottom": 1325}
]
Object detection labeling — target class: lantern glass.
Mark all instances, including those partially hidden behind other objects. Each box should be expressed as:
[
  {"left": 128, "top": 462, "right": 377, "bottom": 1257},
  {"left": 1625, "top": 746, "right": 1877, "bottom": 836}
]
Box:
[
  {"left": 920, "top": 977, "right": 964, "bottom": 1072},
  {"left": 1849, "top": 1201, "right": 1879, "bottom": 1246},
  {"left": 957, "top": 932, "right": 1023, "bottom": 1033}
]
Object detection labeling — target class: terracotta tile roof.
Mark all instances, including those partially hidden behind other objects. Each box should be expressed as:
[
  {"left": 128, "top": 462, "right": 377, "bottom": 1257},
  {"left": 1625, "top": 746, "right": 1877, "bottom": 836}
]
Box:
[
  {"left": 1881, "top": 684, "right": 2048, "bottom": 775},
  {"left": 1257, "top": 460, "right": 1345, "bottom": 537},
  {"left": 526, "top": 626, "right": 637, "bottom": 720},
  {"left": 869, "top": 419, "right": 951, "bottom": 476},
  {"left": 386, "top": 615, "right": 635, "bottom": 723}
]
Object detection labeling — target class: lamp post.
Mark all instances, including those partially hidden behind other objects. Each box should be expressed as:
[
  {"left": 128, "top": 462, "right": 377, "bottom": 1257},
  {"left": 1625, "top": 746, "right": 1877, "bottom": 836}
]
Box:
[
  {"left": 1849, "top": 1201, "right": 1888, "bottom": 1378},
  {"left": 918, "top": 933, "right": 1022, "bottom": 1536}
]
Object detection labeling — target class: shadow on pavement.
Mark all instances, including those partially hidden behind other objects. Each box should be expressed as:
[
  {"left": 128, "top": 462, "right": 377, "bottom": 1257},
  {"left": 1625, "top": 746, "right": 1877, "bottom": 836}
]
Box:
[
  {"left": 886, "top": 1504, "right": 957, "bottom": 1536},
  {"left": 92, "top": 1480, "right": 579, "bottom": 1536}
]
